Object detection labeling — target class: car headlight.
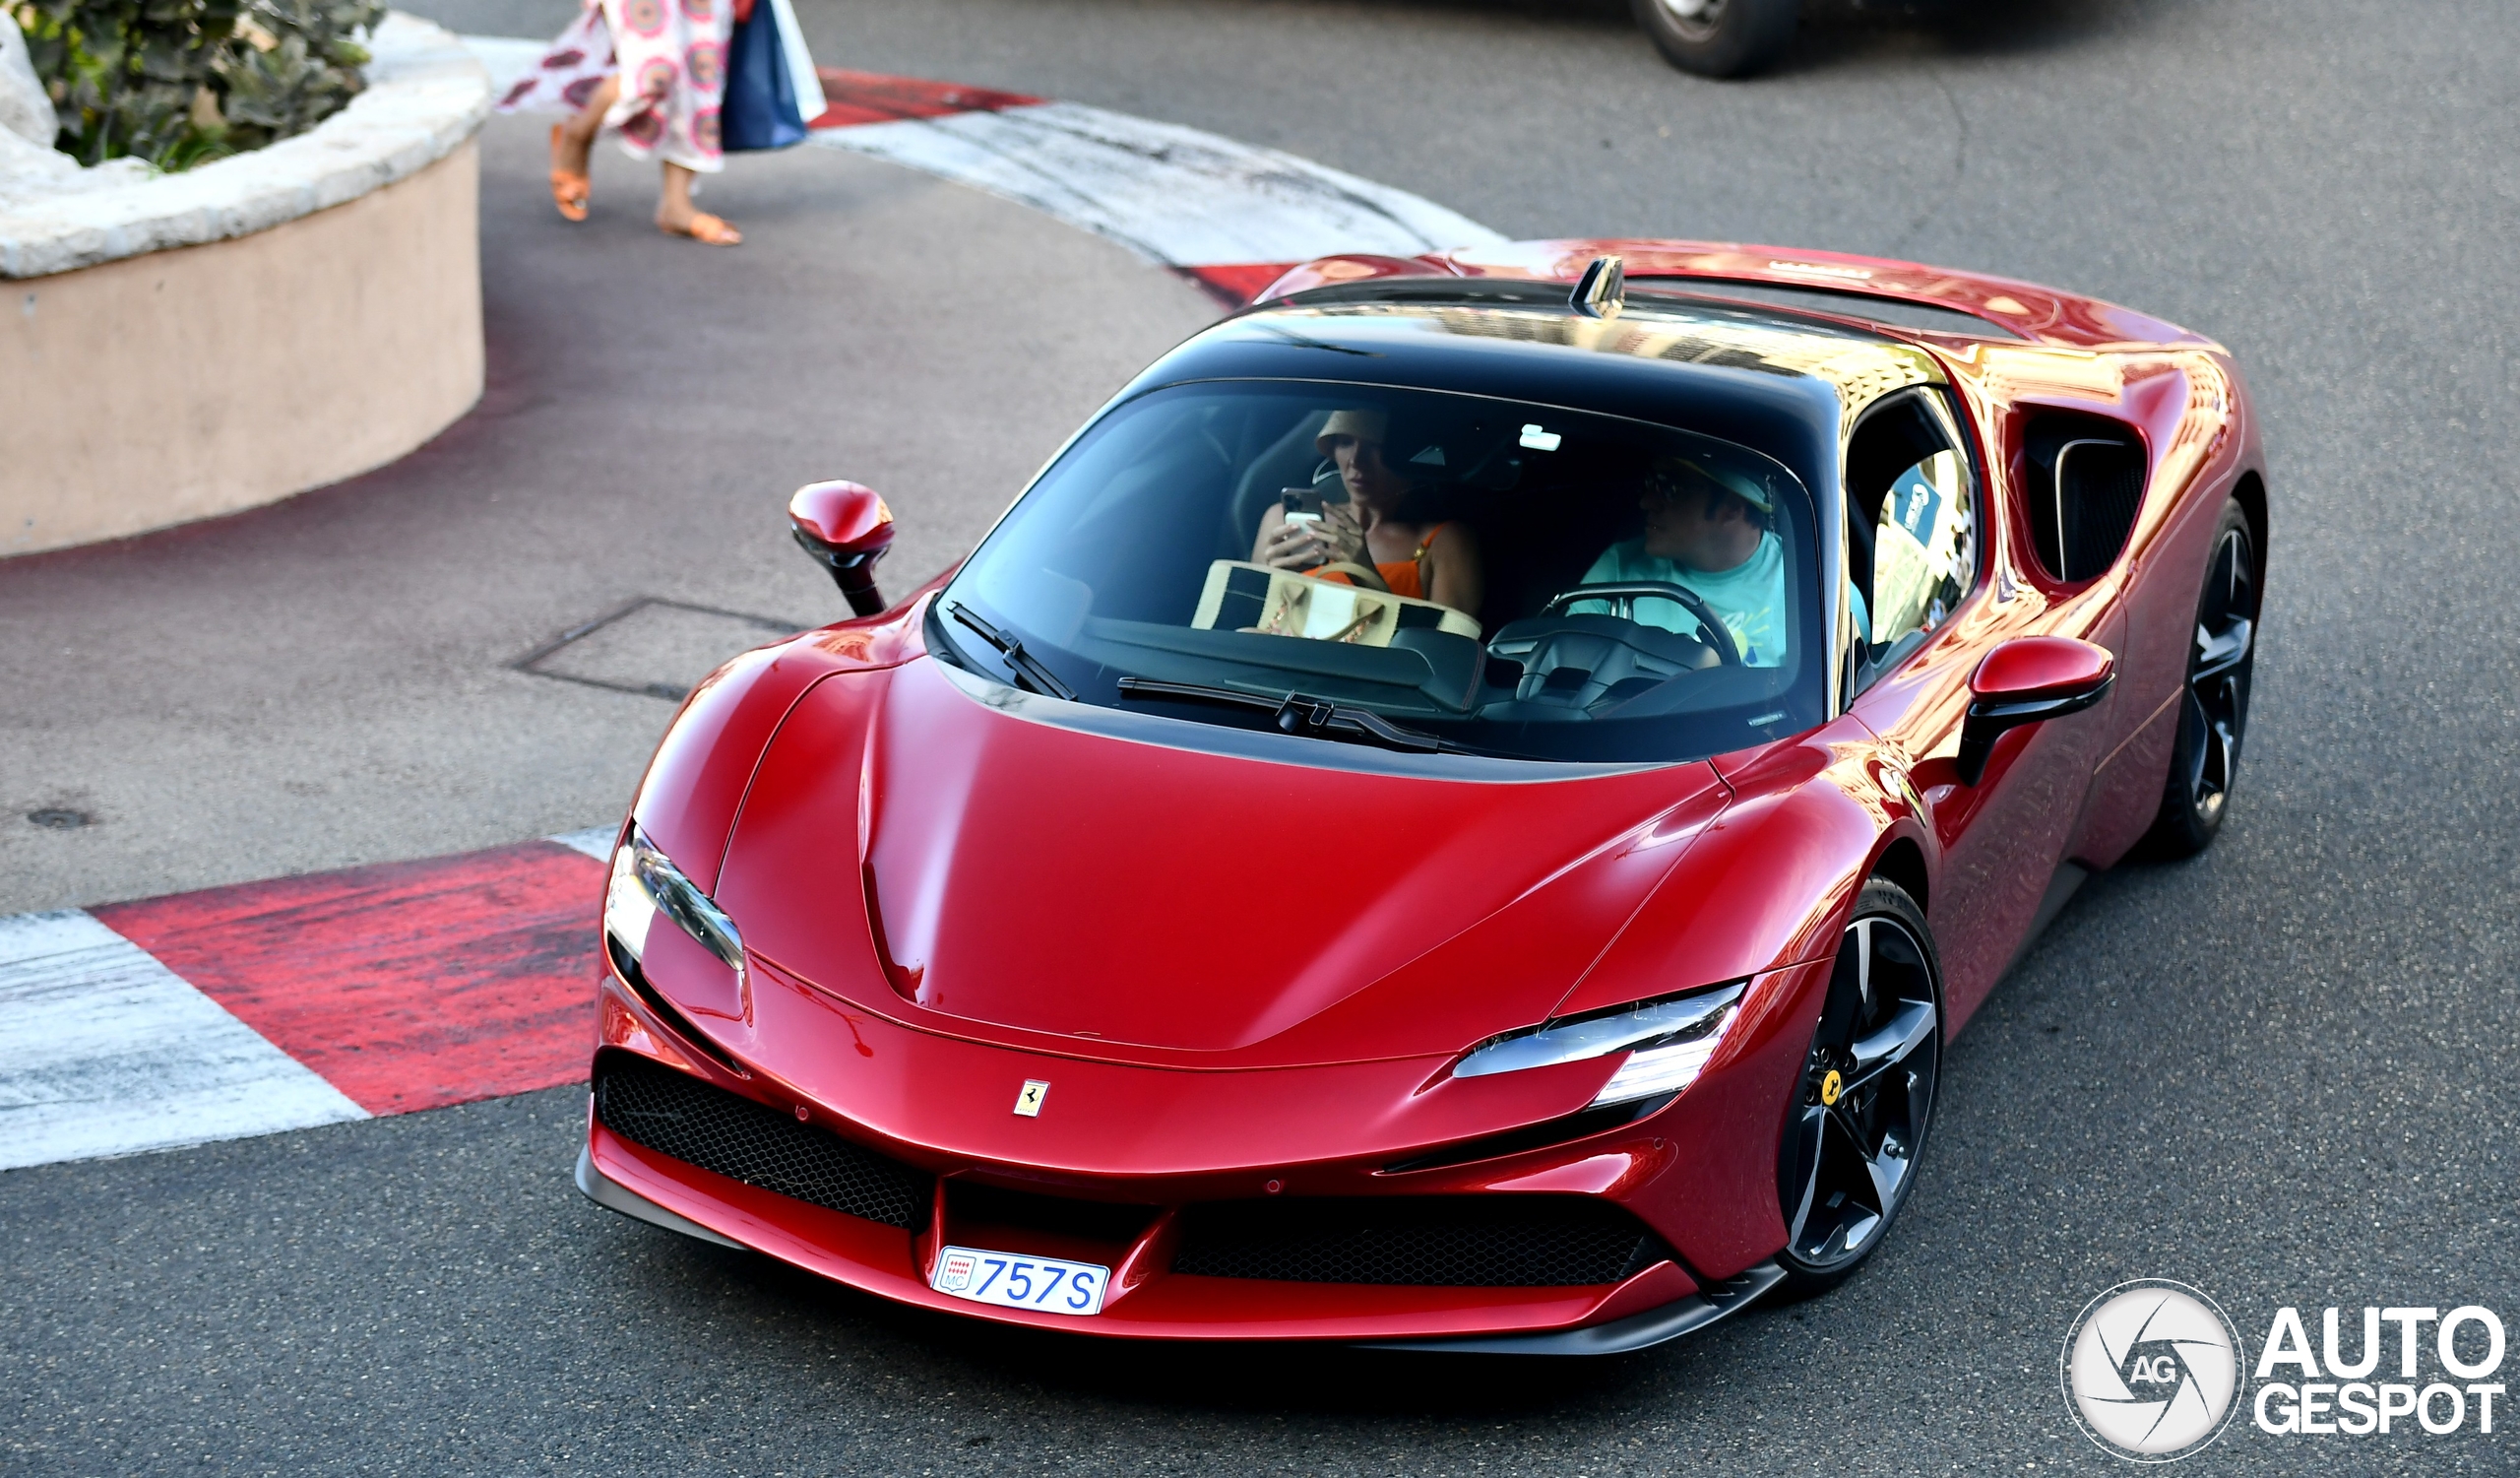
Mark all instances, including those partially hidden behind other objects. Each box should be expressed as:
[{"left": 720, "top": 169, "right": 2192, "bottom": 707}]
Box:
[
  {"left": 604, "top": 827, "right": 745, "bottom": 977},
  {"left": 1450, "top": 982, "right": 1748, "bottom": 1108}
]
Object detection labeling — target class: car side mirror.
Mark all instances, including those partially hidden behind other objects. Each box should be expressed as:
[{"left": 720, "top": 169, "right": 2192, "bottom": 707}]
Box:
[
  {"left": 788, "top": 481, "right": 896, "bottom": 617},
  {"left": 1954, "top": 636, "right": 2115, "bottom": 786}
]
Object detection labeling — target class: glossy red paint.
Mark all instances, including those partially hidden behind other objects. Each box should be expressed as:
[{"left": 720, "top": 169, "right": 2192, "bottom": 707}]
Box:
[
  {"left": 591, "top": 1106, "right": 1695, "bottom": 1341},
  {"left": 1971, "top": 636, "right": 2115, "bottom": 700},
  {"left": 587, "top": 237, "right": 2265, "bottom": 1346},
  {"left": 711, "top": 657, "right": 1741, "bottom": 1067},
  {"left": 1256, "top": 238, "right": 2212, "bottom": 352},
  {"left": 788, "top": 480, "right": 896, "bottom": 556},
  {"left": 628, "top": 605, "right": 929, "bottom": 892}
]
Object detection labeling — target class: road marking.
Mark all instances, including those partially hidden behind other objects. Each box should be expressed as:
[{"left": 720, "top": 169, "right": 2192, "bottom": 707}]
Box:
[
  {"left": 468, "top": 37, "right": 1503, "bottom": 304},
  {"left": 549, "top": 826, "right": 618, "bottom": 862},
  {"left": 806, "top": 97, "right": 1503, "bottom": 276},
  {"left": 0, "top": 911, "right": 367, "bottom": 1170},
  {"left": 93, "top": 842, "right": 607, "bottom": 1117}
]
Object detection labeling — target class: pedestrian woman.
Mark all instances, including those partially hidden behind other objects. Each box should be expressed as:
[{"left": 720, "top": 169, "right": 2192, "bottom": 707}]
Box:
[{"left": 503, "top": 0, "right": 819, "bottom": 244}]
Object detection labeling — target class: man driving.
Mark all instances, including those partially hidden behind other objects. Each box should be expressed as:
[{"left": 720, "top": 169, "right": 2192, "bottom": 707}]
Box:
[{"left": 1575, "top": 456, "right": 1858, "bottom": 667}]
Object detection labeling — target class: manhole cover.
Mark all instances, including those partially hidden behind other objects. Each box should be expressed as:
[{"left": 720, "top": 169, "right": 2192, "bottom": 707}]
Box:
[{"left": 517, "top": 599, "right": 801, "bottom": 701}]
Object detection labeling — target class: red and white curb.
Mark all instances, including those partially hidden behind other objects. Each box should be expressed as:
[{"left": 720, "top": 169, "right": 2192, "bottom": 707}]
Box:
[
  {"left": 464, "top": 37, "right": 1503, "bottom": 303},
  {"left": 1, "top": 828, "right": 614, "bottom": 1170},
  {"left": 5, "top": 53, "right": 1499, "bottom": 1173}
]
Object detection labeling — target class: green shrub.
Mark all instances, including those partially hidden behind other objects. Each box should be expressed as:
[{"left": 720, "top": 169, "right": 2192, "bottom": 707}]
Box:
[{"left": 10, "top": 0, "right": 383, "bottom": 168}]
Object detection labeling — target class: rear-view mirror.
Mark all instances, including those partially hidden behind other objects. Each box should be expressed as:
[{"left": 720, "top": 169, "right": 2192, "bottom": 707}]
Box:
[
  {"left": 789, "top": 481, "right": 896, "bottom": 616},
  {"left": 1955, "top": 635, "right": 2115, "bottom": 786}
]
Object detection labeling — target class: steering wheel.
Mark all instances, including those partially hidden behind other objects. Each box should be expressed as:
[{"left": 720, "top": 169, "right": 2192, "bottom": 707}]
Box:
[{"left": 1540, "top": 581, "right": 1742, "bottom": 667}]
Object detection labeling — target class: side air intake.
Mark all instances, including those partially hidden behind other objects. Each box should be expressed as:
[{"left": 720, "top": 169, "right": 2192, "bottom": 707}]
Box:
[{"left": 2023, "top": 413, "right": 2147, "bottom": 583}]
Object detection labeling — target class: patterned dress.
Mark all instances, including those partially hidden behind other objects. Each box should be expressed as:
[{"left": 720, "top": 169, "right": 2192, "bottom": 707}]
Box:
[{"left": 497, "top": 0, "right": 730, "bottom": 174}]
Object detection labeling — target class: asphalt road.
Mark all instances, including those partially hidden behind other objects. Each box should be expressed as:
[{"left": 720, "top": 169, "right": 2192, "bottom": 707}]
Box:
[{"left": 7, "top": 0, "right": 2518, "bottom": 1472}]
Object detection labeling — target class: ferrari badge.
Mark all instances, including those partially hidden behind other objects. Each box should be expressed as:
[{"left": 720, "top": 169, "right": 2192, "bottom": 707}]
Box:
[{"left": 1014, "top": 1079, "right": 1049, "bottom": 1117}]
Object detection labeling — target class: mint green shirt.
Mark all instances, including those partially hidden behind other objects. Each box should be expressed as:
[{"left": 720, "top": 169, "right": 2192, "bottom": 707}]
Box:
[{"left": 1573, "top": 533, "right": 1862, "bottom": 668}]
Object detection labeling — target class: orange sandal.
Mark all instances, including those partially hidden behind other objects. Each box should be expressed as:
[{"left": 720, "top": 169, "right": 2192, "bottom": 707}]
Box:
[
  {"left": 663, "top": 211, "right": 742, "bottom": 246},
  {"left": 547, "top": 125, "right": 590, "bottom": 222}
]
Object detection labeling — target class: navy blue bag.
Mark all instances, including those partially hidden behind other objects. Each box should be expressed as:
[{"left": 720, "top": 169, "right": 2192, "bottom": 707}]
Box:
[{"left": 722, "top": 0, "right": 808, "bottom": 152}]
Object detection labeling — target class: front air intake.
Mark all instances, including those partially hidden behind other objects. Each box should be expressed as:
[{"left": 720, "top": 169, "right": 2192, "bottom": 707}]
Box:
[
  {"left": 593, "top": 1053, "right": 932, "bottom": 1231},
  {"left": 1171, "top": 1195, "right": 1669, "bottom": 1287}
]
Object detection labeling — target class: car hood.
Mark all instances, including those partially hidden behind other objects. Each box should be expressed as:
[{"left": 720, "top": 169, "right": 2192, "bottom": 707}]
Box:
[{"left": 708, "top": 658, "right": 1733, "bottom": 1069}]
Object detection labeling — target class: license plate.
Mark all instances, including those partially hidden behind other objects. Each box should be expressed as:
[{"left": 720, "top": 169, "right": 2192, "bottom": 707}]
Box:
[{"left": 929, "top": 1245, "right": 1108, "bottom": 1317}]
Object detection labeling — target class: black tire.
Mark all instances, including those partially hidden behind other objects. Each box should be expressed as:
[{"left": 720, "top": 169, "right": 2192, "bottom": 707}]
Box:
[
  {"left": 1631, "top": 0, "right": 1799, "bottom": 79},
  {"left": 1774, "top": 878, "right": 1942, "bottom": 1296},
  {"left": 2141, "top": 500, "right": 2260, "bottom": 858}
]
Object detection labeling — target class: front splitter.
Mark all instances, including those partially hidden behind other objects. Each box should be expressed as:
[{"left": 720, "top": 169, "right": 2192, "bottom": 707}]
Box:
[{"left": 1357, "top": 1259, "right": 1784, "bottom": 1355}]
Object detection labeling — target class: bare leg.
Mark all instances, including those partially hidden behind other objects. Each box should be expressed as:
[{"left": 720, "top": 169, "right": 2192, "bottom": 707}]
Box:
[
  {"left": 551, "top": 75, "right": 618, "bottom": 179},
  {"left": 657, "top": 161, "right": 698, "bottom": 229},
  {"left": 657, "top": 161, "right": 740, "bottom": 243}
]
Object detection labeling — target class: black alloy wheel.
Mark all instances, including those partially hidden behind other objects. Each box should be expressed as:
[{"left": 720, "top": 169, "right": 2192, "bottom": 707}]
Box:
[
  {"left": 2143, "top": 501, "right": 2259, "bottom": 858},
  {"left": 1775, "top": 879, "right": 1941, "bottom": 1294},
  {"left": 1630, "top": 0, "right": 1798, "bottom": 79}
]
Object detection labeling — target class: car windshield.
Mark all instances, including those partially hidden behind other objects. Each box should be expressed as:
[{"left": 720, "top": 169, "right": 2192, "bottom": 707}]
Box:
[{"left": 935, "top": 381, "right": 1828, "bottom": 764}]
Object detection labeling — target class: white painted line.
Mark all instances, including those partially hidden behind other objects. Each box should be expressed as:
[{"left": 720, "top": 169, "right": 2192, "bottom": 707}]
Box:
[
  {"left": 548, "top": 826, "right": 619, "bottom": 862},
  {"left": 0, "top": 911, "right": 368, "bottom": 1171},
  {"left": 809, "top": 100, "right": 1503, "bottom": 268}
]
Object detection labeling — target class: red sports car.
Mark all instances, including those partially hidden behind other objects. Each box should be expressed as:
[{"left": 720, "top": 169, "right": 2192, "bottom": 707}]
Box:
[{"left": 576, "top": 240, "right": 2264, "bottom": 1352}]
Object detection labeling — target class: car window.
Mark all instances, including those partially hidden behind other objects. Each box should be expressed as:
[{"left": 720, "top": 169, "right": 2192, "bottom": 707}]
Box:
[
  {"left": 1870, "top": 449, "right": 1973, "bottom": 651},
  {"left": 936, "top": 381, "right": 1832, "bottom": 765},
  {"left": 1845, "top": 389, "right": 1977, "bottom": 686}
]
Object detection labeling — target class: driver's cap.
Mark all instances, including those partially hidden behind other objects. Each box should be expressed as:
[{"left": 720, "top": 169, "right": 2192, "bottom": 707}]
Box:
[{"left": 1656, "top": 455, "right": 1772, "bottom": 513}]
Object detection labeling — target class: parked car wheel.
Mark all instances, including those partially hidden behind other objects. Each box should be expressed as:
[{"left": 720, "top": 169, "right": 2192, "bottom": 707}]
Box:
[{"left": 1631, "top": 0, "right": 1799, "bottom": 79}]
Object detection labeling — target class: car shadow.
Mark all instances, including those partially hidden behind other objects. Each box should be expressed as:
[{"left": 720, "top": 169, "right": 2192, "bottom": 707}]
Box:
[
  {"left": 1304, "top": 0, "right": 2190, "bottom": 78},
  {"left": 1772, "top": 0, "right": 2184, "bottom": 74}
]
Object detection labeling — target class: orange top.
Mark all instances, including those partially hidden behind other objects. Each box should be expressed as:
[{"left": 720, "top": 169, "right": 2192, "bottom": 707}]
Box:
[{"left": 1311, "top": 523, "right": 1448, "bottom": 601}]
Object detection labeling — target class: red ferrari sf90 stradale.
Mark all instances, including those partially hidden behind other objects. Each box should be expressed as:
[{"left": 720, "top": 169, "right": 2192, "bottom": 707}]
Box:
[{"left": 577, "top": 240, "right": 2265, "bottom": 1352}]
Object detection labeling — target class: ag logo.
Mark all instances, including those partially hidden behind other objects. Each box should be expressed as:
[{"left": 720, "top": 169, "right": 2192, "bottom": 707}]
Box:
[{"left": 2062, "top": 1279, "right": 2245, "bottom": 1461}]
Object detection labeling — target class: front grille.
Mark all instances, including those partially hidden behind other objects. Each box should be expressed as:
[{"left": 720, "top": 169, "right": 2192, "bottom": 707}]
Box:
[
  {"left": 594, "top": 1053, "right": 931, "bottom": 1231},
  {"left": 1171, "top": 1195, "right": 1667, "bottom": 1287},
  {"left": 948, "top": 1181, "right": 1162, "bottom": 1248}
]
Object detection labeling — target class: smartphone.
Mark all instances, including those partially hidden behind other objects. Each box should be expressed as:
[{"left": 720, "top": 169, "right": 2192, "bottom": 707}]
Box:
[{"left": 1281, "top": 487, "right": 1326, "bottom": 525}]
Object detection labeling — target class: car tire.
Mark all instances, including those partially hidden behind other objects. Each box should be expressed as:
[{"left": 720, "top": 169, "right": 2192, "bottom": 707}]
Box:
[
  {"left": 1630, "top": 0, "right": 1799, "bottom": 79},
  {"left": 2140, "top": 500, "right": 2260, "bottom": 859},
  {"left": 1773, "top": 877, "right": 1941, "bottom": 1296}
]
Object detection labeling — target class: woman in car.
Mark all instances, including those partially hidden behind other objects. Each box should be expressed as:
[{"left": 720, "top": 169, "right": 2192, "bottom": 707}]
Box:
[{"left": 1248, "top": 409, "right": 1483, "bottom": 616}]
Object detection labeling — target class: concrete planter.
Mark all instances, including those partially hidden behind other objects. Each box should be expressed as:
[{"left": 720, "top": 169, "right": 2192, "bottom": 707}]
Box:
[{"left": 2, "top": 13, "right": 491, "bottom": 556}]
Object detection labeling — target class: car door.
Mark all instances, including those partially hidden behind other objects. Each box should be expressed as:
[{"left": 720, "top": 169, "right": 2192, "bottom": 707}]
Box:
[{"left": 1844, "top": 388, "right": 2126, "bottom": 1030}]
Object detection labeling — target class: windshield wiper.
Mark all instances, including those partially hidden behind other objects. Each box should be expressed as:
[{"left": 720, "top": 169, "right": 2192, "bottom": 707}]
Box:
[
  {"left": 944, "top": 602, "right": 1077, "bottom": 702},
  {"left": 1116, "top": 675, "right": 1459, "bottom": 754}
]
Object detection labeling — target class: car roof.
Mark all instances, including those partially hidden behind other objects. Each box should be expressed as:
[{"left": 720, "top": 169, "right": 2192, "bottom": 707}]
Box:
[{"left": 1119, "top": 290, "right": 1948, "bottom": 501}]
